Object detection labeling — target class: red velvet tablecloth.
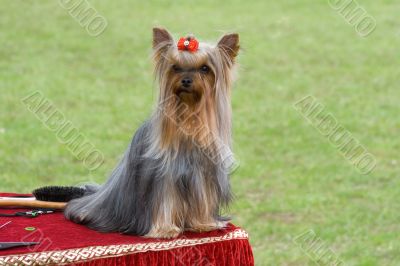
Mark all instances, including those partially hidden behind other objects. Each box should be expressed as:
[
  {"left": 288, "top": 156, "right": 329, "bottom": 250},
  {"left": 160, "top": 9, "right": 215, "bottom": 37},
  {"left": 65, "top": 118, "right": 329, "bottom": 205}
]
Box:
[{"left": 0, "top": 193, "right": 254, "bottom": 265}]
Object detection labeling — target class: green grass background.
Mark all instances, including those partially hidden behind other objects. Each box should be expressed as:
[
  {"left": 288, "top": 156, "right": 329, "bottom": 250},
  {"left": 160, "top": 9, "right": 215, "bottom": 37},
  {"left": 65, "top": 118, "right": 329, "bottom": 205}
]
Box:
[{"left": 1, "top": 0, "right": 399, "bottom": 265}]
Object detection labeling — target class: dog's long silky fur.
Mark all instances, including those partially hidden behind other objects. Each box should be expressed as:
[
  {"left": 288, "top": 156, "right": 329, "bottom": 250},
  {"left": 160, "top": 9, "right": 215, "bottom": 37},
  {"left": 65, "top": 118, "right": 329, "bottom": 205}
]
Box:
[{"left": 64, "top": 28, "right": 240, "bottom": 238}]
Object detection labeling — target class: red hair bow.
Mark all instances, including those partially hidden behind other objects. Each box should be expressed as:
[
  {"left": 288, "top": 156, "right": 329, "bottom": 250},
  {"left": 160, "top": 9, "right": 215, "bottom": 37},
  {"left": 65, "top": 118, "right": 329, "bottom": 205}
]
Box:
[{"left": 177, "top": 37, "right": 199, "bottom": 52}]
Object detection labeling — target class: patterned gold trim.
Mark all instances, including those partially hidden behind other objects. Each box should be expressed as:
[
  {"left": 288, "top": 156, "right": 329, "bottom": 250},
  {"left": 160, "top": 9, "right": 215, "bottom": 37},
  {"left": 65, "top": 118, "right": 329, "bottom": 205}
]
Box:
[{"left": 0, "top": 228, "right": 248, "bottom": 266}]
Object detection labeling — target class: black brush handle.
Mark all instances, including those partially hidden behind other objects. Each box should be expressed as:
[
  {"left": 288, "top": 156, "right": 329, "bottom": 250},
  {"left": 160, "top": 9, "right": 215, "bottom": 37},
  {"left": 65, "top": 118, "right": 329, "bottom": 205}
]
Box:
[{"left": 0, "top": 242, "right": 39, "bottom": 250}]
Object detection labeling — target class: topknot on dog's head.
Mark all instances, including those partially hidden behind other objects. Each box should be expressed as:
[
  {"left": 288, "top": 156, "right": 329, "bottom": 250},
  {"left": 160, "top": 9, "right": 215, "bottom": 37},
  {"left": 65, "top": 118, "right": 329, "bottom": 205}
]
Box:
[{"left": 152, "top": 27, "right": 239, "bottom": 64}]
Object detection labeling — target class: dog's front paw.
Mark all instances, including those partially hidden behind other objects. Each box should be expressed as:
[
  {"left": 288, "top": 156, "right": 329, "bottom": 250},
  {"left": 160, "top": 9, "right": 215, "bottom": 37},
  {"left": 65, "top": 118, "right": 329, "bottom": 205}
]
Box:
[
  {"left": 145, "top": 226, "right": 182, "bottom": 239},
  {"left": 216, "top": 220, "right": 229, "bottom": 229},
  {"left": 187, "top": 221, "right": 228, "bottom": 232}
]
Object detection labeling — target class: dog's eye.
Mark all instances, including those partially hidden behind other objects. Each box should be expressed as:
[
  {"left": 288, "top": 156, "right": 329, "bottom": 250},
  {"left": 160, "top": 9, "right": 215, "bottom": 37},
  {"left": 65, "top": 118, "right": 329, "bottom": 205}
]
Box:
[
  {"left": 200, "top": 65, "right": 210, "bottom": 73},
  {"left": 172, "top": 65, "right": 182, "bottom": 72}
]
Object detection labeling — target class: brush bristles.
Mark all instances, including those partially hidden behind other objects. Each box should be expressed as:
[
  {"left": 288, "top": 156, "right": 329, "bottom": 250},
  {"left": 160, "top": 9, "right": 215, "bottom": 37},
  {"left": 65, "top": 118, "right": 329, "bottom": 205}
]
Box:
[{"left": 33, "top": 186, "right": 86, "bottom": 202}]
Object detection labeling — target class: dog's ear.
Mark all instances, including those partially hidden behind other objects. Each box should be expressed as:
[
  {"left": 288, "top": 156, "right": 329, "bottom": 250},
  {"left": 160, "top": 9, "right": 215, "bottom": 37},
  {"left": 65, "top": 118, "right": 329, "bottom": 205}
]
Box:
[
  {"left": 153, "top": 27, "right": 173, "bottom": 49},
  {"left": 217, "top": 33, "right": 240, "bottom": 60}
]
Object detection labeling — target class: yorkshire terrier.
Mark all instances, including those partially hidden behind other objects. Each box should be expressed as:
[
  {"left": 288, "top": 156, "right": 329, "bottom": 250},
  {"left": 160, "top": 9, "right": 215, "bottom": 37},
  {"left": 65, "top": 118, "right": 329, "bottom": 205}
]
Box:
[{"left": 64, "top": 27, "right": 240, "bottom": 238}]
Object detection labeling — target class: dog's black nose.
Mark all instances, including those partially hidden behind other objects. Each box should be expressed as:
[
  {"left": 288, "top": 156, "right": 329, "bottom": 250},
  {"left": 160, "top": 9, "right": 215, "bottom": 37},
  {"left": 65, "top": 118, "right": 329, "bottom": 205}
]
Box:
[{"left": 181, "top": 77, "right": 193, "bottom": 88}]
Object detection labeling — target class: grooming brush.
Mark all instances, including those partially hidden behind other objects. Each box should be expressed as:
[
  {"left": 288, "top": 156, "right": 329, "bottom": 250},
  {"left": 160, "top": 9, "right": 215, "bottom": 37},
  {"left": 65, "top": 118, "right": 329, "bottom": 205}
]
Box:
[
  {"left": 33, "top": 186, "right": 86, "bottom": 202},
  {"left": 0, "top": 186, "right": 86, "bottom": 209}
]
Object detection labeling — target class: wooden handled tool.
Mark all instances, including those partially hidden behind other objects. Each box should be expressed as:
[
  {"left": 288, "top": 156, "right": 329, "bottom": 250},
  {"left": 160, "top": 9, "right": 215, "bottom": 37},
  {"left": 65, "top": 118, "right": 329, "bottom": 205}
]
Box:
[{"left": 0, "top": 197, "right": 67, "bottom": 209}]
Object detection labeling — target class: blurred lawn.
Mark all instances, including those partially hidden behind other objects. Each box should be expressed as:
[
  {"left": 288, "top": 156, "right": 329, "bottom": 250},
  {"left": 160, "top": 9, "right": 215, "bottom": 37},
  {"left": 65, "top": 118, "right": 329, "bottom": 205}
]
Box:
[{"left": 1, "top": 0, "right": 400, "bottom": 265}]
